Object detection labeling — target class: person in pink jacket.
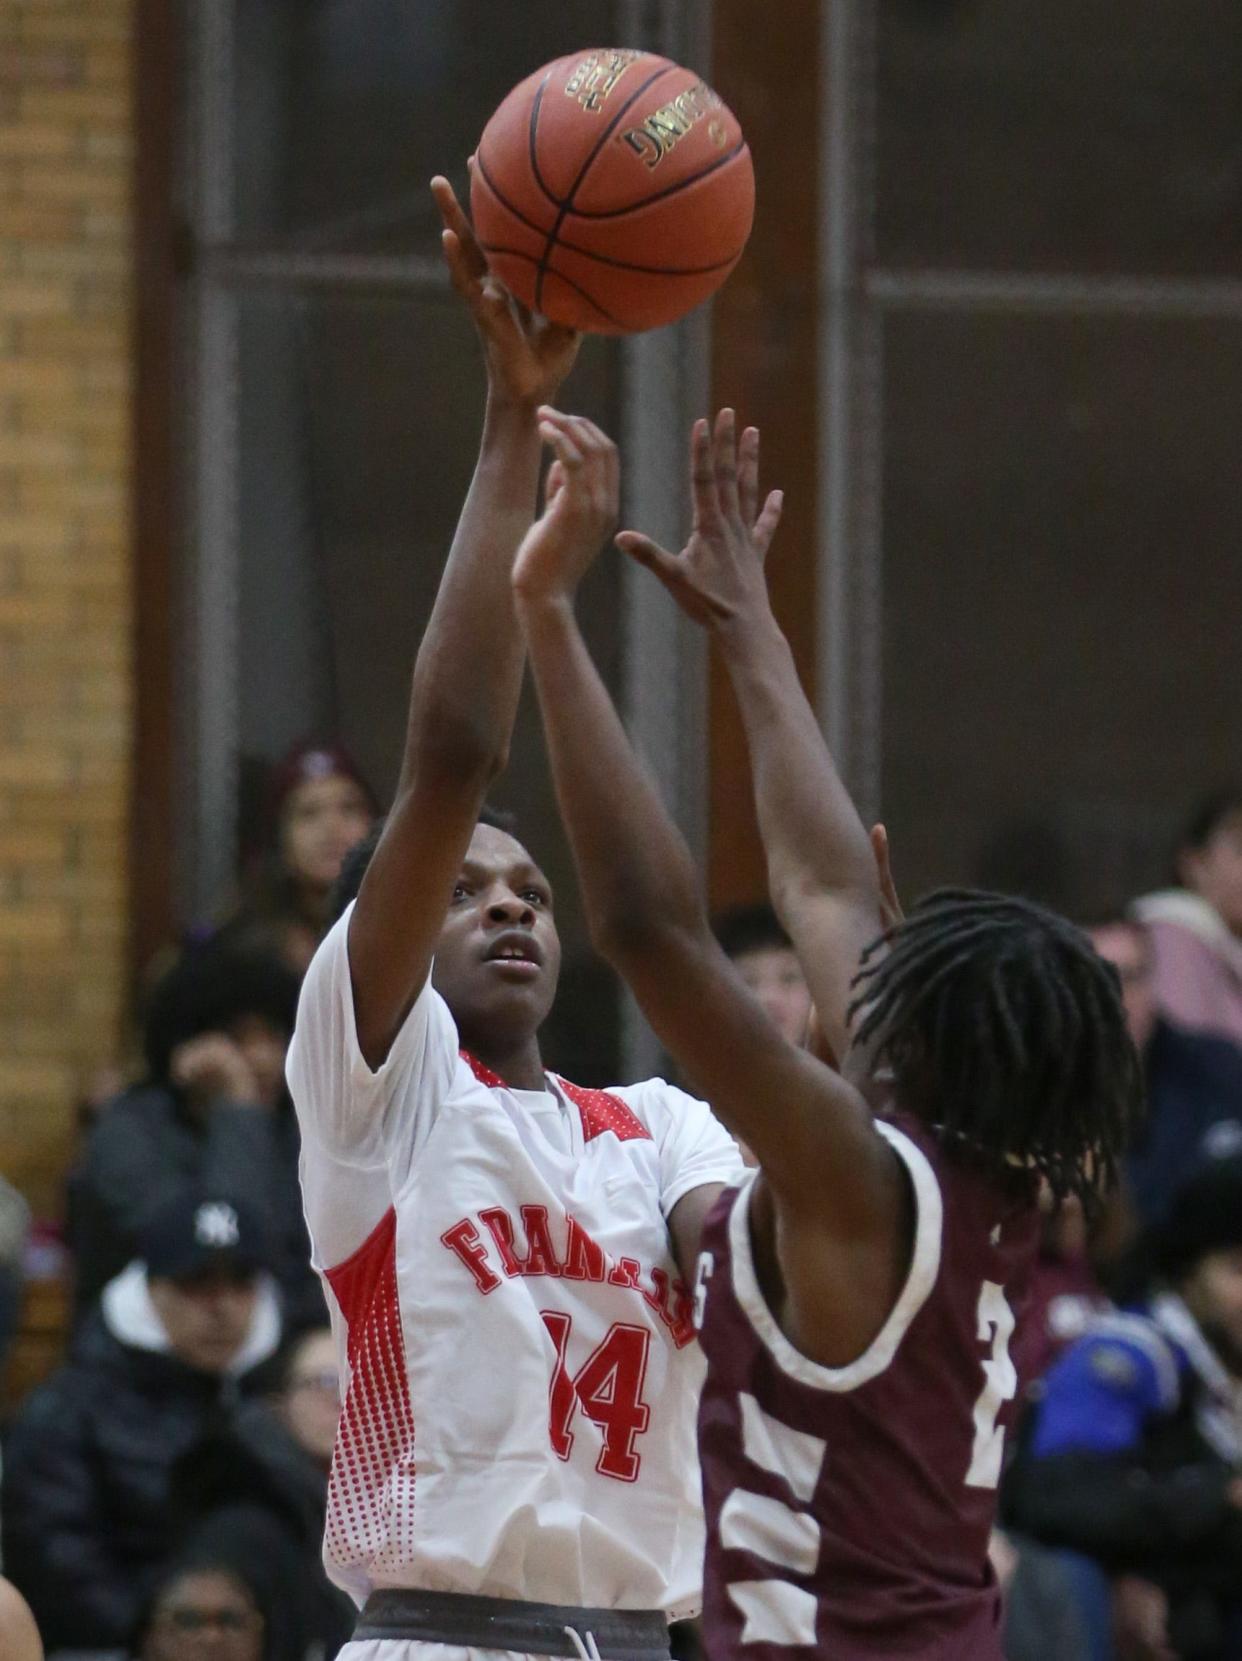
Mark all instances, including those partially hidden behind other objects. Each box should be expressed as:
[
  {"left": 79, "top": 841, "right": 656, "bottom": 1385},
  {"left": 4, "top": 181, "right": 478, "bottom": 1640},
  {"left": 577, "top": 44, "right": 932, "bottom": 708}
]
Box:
[{"left": 1134, "top": 789, "right": 1242, "bottom": 1051}]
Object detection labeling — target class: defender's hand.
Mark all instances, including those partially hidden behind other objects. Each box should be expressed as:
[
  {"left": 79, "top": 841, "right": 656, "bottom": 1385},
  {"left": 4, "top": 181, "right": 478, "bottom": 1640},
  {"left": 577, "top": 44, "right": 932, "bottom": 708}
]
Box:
[
  {"left": 511, "top": 409, "right": 620, "bottom": 605},
  {"left": 432, "top": 173, "right": 581, "bottom": 409},
  {"left": 615, "top": 408, "right": 783, "bottom": 630}
]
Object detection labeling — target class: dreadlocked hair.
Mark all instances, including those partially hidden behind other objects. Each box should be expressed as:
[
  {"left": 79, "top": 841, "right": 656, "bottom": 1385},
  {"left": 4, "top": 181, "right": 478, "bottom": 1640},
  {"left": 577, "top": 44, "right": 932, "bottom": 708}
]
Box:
[{"left": 847, "top": 888, "right": 1144, "bottom": 1210}]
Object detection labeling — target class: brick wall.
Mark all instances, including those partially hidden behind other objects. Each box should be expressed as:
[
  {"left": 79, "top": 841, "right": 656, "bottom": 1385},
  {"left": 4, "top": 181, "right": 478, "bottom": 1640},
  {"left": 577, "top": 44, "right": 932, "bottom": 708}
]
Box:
[{"left": 0, "top": 2, "right": 133, "bottom": 1215}]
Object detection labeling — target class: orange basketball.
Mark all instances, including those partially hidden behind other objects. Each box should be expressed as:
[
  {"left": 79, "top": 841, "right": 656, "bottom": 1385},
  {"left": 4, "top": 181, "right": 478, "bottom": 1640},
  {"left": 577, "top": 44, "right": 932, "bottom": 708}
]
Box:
[{"left": 470, "top": 48, "right": 754, "bottom": 335}]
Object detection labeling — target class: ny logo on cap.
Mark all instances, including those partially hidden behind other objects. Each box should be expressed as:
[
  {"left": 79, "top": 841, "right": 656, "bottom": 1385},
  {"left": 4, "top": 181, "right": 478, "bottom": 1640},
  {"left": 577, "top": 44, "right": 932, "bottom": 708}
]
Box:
[{"left": 195, "top": 1202, "right": 240, "bottom": 1249}]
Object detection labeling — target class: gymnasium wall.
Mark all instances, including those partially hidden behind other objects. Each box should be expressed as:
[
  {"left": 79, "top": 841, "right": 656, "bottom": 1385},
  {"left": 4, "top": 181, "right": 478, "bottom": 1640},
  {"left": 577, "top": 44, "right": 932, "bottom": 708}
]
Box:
[{"left": 0, "top": 1, "right": 133, "bottom": 1213}]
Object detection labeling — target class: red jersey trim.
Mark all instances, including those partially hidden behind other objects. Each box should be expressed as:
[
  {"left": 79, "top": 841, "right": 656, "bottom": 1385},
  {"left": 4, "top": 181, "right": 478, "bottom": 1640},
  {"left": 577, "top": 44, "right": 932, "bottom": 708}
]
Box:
[
  {"left": 459, "top": 1050, "right": 653, "bottom": 1145},
  {"left": 323, "top": 1206, "right": 417, "bottom": 1569}
]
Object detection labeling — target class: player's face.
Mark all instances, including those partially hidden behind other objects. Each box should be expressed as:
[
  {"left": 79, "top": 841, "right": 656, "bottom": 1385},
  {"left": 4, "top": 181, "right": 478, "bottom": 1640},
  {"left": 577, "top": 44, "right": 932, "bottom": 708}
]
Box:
[
  {"left": 1183, "top": 1246, "right": 1242, "bottom": 1372},
  {"left": 281, "top": 775, "right": 375, "bottom": 893},
  {"left": 1087, "top": 923, "right": 1157, "bottom": 1053},
  {"left": 432, "top": 825, "right": 561, "bottom": 1048},
  {"left": 1181, "top": 809, "right": 1242, "bottom": 937}
]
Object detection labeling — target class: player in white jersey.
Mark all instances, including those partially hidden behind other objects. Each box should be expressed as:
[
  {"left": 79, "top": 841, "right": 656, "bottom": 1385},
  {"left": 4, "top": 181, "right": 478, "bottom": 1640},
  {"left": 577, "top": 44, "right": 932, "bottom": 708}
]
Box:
[{"left": 285, "top": 176, "right": 743, "bottom": 1661}]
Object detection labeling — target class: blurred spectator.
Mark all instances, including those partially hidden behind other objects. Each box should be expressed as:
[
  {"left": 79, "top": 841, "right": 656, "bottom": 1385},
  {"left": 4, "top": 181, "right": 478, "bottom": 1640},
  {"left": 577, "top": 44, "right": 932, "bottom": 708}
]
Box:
[
  {"left": 69, "top": 939, "right": 323, "bottom": 1329},
  {"left": 1017, "top": 1192, "right": 1111, "bottom": 1388},
  {"left": 219, "top": 742, "right": 377, "bottom": 978},
  {"left": 2, "top": 1191, "right": 282, "bottom": 1651},
  {"left": 1133, "top": 789, "right": 1242, "bottom": 1052},
  {"left": 132, "top": 1557, "right": 269, "bottom": 1661},
  {"left": 0, "top": 1173, "right": 31, "bottom": 1375},
  {"left": 1005, "top": 1152, "right": 1242, "bottom": 1661},
  {"left": 173, "top": 1327, "right": 353, "bottom": 1661},
  {"left": 0, "top": 1578, "right": 42, "bottom": 1661},
  {"left": 713, "top": 903, "right": 813, "bottom": 1044},
  {"left": 1089, "top": 916, "right": 1242, "bottom": 1226}
]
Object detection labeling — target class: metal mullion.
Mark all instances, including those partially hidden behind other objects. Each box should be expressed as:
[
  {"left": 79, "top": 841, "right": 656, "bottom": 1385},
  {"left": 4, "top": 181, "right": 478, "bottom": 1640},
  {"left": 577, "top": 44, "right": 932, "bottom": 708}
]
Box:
[
  {"left": 615, "top": 0, "right": 715, "bottom": 1081},
  {"left": 182, "top": 0, "right": 242, "bottom": 919}
]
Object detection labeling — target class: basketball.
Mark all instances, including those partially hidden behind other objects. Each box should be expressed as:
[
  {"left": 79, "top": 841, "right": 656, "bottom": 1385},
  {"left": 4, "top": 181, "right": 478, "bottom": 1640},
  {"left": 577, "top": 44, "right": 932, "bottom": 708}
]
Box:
[{"left": 470, "top": 48, "right": 754, "bottom": 335}]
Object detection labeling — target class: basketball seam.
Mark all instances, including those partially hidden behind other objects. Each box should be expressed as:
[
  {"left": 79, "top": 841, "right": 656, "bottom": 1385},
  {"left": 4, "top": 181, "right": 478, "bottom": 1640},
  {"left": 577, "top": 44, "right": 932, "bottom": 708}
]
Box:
[
  {"left": 535, "top": 61, "right": 678, "bottom": 311},
  {"left": 569, "top": 138, "right": 750, "bottom": 219},
  {"left": 475, "top": 155, "right": 742, "bottom": 277},
  {"left": 525, "top": 75, "right": 562, "bottom": 211},
  {"left": 478, "top": 246, "right": 628, "bottom": 330}
]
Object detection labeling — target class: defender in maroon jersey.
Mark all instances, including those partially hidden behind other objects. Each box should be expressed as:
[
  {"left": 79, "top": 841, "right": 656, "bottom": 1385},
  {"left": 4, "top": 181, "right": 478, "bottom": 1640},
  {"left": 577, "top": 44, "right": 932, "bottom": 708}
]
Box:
[{"left": 510, "top": 405, "right": 1141, "bottom": 1657}]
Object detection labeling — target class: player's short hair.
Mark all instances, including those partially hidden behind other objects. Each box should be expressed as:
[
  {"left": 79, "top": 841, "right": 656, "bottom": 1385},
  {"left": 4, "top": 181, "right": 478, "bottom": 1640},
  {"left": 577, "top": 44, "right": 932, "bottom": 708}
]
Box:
[
  {"left": 328, "top": 803, "right": 520, "bottom": 924},
  {"left": 712, "top": 902, "right": 792, "bottom": 960},
  {"left": 847, "top": 889, "right": 1144, "bottom": 1209}
]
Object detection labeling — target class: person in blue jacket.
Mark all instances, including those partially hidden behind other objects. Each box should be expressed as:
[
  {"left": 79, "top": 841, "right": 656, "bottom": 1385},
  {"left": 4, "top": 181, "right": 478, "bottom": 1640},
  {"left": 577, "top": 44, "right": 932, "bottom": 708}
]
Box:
[{"left": 1007, "top": 1152, "right": 1242, "bottom": 1660}]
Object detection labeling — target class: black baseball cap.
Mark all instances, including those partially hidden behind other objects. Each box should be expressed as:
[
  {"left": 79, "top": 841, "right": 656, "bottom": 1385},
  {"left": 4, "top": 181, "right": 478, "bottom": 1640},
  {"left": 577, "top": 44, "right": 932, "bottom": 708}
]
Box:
[{"left": 140, "top": 1189, "right": 269, "bottom": 1283}]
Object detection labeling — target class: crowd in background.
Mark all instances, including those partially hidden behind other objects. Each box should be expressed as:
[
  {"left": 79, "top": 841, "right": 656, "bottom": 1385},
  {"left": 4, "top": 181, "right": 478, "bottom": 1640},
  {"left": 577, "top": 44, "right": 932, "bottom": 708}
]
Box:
[{"left": 0, "top": 743, "right": 1240, "bottom": 1661}]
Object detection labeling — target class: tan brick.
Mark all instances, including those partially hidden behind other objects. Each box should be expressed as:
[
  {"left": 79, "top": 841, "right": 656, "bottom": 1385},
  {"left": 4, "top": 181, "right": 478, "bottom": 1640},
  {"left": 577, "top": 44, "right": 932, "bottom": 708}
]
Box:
[
  {"left": 0, "top": 359, "right": 76, "bottom": 394},
  {"left": 0, "top": 902, "right": 70, "bottom": 947},
  {"left": 19, "top": 11, "right": 132, "bottom": 47},
  {"left": 0, "top": 196, "right": 80, "bottom": 242},
  {"left": 0, "top": 827, "right": 69, "bottom": 867},
  {"left": 0, "top": 276, "right": 76, "bottom": 317},
  {"left": 0, "top": 430, "right": 79, "bottom": 468},
  {"left": 16, "top": 315, "right": 125, "bottom": 358},
  {"left": 17, "top": 87, "right": 128, "bottom": 127},
  {"left": 18, "top": 160, "right": 129, "bottom": 206},
  {"left": 0, "top": 47, "right": 85, "bottom": 91},
  {"left": 0, "top": 120, "right": 76, "bottom": 159}
]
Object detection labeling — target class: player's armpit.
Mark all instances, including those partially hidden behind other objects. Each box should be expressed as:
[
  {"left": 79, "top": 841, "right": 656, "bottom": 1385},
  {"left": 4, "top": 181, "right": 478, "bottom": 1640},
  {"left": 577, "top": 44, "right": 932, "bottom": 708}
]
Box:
[
  {"left": 609, "top": 926, "right": 906, "bottom": 1280},
  {"left": 667, "top": 1182, "right": 728, "bottom": 1287}
]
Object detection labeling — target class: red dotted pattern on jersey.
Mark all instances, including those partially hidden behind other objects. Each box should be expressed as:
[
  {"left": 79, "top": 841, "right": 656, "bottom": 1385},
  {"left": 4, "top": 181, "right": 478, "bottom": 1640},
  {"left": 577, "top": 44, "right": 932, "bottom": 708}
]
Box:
[
  {"left": 323, "top": 1206, "right": 417, "bottom": 1574},
  {"left": 555, "top": 1076, "right": 652, "bottom": 1144},
  {"left": 459, "top": 1049, "right": 652, "bottom": 1145}
]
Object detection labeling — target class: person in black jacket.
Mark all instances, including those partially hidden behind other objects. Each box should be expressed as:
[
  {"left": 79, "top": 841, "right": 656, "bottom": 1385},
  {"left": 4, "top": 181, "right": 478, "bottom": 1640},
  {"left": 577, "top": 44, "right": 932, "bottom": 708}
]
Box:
[
  {"left": 69, "top": 939, "right": 324, "bottom": 1329},
  {"left": 1088, "top": 917, "right": 1242, "bottom": 1226},
  {"left": 1, "top": 1190, "right": 282, "bottom": 1651},
  {"left": 1006, "top": 1153, "right": 1242, "bottom": 1660},
  {"left": 173, "top": 1327, "right": 354, "bottom": 1661}
]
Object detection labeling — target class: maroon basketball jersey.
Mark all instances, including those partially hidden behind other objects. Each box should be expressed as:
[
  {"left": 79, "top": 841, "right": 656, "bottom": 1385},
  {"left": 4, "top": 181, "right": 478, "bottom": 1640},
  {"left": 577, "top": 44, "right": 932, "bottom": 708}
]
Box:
[{"left": 695, "top": 1111, "right": 1040, "bottom": 1659}]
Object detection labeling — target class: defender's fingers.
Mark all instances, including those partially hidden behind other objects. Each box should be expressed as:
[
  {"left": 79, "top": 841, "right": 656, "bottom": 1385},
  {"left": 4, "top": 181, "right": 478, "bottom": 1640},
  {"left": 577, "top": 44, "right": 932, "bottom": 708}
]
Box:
[
  {"left": 738, "top": 425, "right": 761, "bottom": 528},
  {"left": 752, "top": 489, "right": 784, "bottom": 561},
  {"left": 544, "top": 458, "right": 567, "bottom": 502},
  {"left": 690, "top": 418, "right": 719, "bottom": 527},
  {"left": 616, "top": 535, "right": 715, "bottom": 625},
  {"left": 538, "top": 420, "right": 585, "bottom": 468},
  {"left": 713, "top": 408, "right": 741, "bottom": 519}
]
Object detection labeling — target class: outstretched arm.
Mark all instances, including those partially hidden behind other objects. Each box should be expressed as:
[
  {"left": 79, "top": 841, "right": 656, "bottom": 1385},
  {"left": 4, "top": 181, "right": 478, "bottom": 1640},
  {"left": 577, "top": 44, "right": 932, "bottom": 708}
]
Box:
[
  {"left": 512, "top": 410, "right": 907, "bottom": 1365},
  {"left": 618, "top": 411, "right": 889, "bottom": 1066},
  {"left": 347, "top": 177, "right": 580, "bottom": 1067}
]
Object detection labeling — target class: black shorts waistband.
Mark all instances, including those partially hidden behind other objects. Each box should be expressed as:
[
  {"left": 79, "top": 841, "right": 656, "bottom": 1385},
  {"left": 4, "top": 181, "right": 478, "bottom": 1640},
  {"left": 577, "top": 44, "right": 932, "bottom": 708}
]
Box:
[{"left": 353, "top": 1589, "right": 671, "bottom": 1659}]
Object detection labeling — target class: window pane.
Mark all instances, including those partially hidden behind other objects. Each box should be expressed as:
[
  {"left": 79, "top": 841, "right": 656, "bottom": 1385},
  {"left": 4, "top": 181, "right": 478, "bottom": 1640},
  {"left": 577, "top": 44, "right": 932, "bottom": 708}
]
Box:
[
  {"left": 231, "top": 0, "right": 619, "bottom": 251},
  {"left": 234, "top": 290, "right": 626, "bottom": 1078},
  {"left": 875, "top": 0, "right": 1242, "bottom": 276},
  {"left": 879, "top": 310, "right": 1242, "bottom": 911}
]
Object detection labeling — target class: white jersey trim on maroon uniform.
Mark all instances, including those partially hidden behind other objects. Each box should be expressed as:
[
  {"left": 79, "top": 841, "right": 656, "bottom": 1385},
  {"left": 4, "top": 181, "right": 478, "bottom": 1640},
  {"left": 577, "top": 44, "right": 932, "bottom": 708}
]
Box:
[{"left": 726, "top": 1120, "right": 943, "bottom": 1391}]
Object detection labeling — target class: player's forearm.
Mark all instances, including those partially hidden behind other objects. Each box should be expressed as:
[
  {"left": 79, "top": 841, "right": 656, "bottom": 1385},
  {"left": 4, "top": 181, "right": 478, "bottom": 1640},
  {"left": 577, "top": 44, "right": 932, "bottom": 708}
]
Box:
[
  {"left": 718, "top": 609, "right": 876, "bottom": 908},
  {"left": 401, "top": 397, "right": 543, "bottom": 787},
  {"left": 518, "top": 595, "right": 704, "bottom": 957}
]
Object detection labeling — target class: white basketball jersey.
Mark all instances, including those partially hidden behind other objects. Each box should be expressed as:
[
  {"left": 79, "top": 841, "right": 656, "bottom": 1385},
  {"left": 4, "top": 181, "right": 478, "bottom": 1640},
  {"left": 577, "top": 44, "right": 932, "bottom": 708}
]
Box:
[{"left": 287, "top": 907, "right": 744, "bottom": 1618}]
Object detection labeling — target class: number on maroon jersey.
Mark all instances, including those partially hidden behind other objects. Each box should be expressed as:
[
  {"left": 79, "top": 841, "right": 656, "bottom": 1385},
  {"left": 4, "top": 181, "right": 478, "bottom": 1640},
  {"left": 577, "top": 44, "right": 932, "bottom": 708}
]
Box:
[
  {"left": 965, "top": 1279, "right": 1017, "bottom": 1489},
  {"left": 542, "top": 1312, "right": 652, "bottom": 1481}
]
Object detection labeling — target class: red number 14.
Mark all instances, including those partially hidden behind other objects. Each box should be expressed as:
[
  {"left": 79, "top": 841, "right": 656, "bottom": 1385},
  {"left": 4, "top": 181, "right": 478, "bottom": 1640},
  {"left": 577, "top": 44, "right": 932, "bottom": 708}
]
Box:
[{"left": 541, "top": 1311, "right": 652, "bottom": 1481}]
